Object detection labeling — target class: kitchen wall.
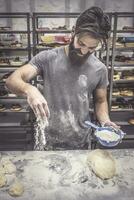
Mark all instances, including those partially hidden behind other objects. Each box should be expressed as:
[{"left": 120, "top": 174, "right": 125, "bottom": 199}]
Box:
[
  {"left": 0, "top": 0, "right": 133, "bottom": 12},
  {"left": 0, "top": 0, "right": 133, "bottom": 34}
]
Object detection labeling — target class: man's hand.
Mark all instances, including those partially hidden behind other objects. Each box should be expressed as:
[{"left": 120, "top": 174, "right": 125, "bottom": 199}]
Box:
[
  {"left": 5, "top": 63, "right": 50, "bottom": 120},
  {"left": 102, "top": 120, "right": 120, "bottom": 129},
  {"left": 26, "top": 85, "right": 50, "bottom": 120}
]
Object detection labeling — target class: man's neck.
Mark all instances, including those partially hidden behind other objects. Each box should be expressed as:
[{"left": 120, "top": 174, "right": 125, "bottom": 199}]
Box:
[{"left": 64, "top": 45, "right": 69, "bottom": 56}]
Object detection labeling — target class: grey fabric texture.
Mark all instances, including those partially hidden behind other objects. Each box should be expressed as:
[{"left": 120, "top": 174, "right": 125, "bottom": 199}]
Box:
[{"left": 29, "top": 46, "right": 108, "bottom": 150}]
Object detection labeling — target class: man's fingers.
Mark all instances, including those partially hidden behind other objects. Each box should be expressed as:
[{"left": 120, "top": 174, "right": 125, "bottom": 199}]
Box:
[
  {"left": 37, "top": 104, "right": 47, "bottom": 119},
  {"left": 34, "top": 106, "right": 41, "bottom": 118},
  {"left": 109, "top": 122, "right": 120, "bottom": 128},
  {"left": 29, "top": 104, "right": 37, "bottom": 117},
  {"left": 105, "top": 121, "right": 120, "bottom": 129},
  {"left": 27, "top": 95, "right": 50, "bottom": 120},
  {"left": 30, "top": 103, "right": 43, "bottom": 119},
  {"left": 42, "top": 102, "right": 50, "bottom": 118}
]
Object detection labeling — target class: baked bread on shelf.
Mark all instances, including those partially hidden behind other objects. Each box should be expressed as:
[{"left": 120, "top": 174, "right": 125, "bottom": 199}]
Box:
[
  {"left": 10, "top": 41, "right": 23, "bottom": 48},
  {"left": 128, "top": 119, "right": 134, "bottom": 125},
  {"left": 124, "top": 76, "right": 134, "bottom": 80},
  {"left": 113, "top": 74, "right": 120, "bottom": 80},
  {"left": 10, "top": 104, "right": 22, "bottom": 111},
  {"left": 10, "top": 57, "right": 24, "bottom": 66},
  {"left": 0, "top": 58, "right": 10, "bottom": 66},
  {"left": 111, "top": 105, "right": 120, "bottom": 109},
  {"left": 120, "top": 90, "right": 133, "bottom": 96},
  {"left": 0, "top": 104, "right": 6, "bottom": 111},
  {"left": 112, "top": 91, "right": 120, "bottom": 96},
  {"left": 2, "top": 72, "right": 13, "bottom": 81}
]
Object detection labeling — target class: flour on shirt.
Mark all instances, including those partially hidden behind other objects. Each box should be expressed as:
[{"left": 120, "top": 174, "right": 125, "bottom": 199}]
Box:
[
  {"left": 60, "top": 109, "right": 79, "bottom": 133},
  {"left": 29, "top": 46, "right": 108, "bottom": 149}
]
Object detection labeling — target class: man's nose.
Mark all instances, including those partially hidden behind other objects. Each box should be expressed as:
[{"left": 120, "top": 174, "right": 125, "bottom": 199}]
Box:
[{"left": 80, "top": 47, "right": 89, "bottom": 55}]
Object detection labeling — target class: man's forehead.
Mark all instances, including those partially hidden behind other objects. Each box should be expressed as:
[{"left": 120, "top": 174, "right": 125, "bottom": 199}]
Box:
[{"left": 76, "top": 34, "right": 99, "bottom": 43}]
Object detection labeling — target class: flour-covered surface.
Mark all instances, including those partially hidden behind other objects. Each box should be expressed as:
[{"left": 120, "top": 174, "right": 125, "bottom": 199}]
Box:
[{"left": 0, "top": 149, "right": 134, "bottom": 200}]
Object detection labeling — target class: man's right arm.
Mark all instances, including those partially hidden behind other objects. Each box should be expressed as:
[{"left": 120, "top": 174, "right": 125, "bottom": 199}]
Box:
[
  {"left": 6, "top": 63, "right": 38, "bottom": 96},
  {"left": 6, "top": 63, "right": 50, "bottom": 119}
]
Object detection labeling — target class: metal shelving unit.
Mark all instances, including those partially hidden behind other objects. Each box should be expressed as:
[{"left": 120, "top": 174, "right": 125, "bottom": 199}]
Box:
[
  {"left": 0, "top": 13, "right": 31, "bottom": 60},
  {"left": 32, "top": 12, "right": 80, "bottom": 56},
  {"left": 0, "top": 13, "right": 31, "bottom": 110},
  {"left": 108, "top": 13, "right": 134, "bottom": 106},
  {"left": 0, "top": 13, "right": 33, "bottom": 150},
  {"left": 107, "top": 12, "right": 134, "bottom": 146}
]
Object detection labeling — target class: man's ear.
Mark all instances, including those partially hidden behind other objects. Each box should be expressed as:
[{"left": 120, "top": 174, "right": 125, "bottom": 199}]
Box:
[
  {"left": 72, "top": 25, "right": 75, "bottom": 33},
  {"left": 71, "top": 26, "right": 75, "bottom": 37},
  {"left": 69, "top": 33, "right": 74, "bottom": 43},
  {"left": 70, "top": 28, "right": 75, "bottom": 42}
]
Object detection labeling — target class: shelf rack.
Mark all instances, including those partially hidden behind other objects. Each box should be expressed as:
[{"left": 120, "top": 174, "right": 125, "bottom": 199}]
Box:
[
  {"left": 108, "top": 13, "right": 134, "bottom": 109},
  {"left": 0, "top": 13, "right": 31, "bottom": 60},
  {"left": 0, "top": 13, "right": 33, "bottom": 150},
  {"left": 32, "top": 12, "right": 80, "bottom": 56}
]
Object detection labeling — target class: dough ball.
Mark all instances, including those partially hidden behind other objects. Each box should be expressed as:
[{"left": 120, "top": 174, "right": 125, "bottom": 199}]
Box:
[
  {"left": 3, "top": 162, "right": 16, "bottom": 174},
  {"left": 0, "top": 165, "right": 5, "bottom": 174},
  {"left": 8, "top": 180, "right": 24, "bottom": 197},
  {"left": 1, "top": 159, "right": 16, "bottom": 174},
  {"left": 87, "top": 149, "right": 116, "bottom": 180},
  {"left": 0, "top": 173, "right": 6, "bottom": 187}
]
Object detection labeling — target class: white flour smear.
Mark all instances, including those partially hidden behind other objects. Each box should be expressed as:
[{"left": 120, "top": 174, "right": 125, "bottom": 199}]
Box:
[{"left": 34, "top": 117, "right": 49, "bottom": 150}]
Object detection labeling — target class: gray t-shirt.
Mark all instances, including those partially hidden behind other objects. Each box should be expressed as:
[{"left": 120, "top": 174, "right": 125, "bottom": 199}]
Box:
[{"left": 30, "top": 46, "right": 108, "bottom": 150}]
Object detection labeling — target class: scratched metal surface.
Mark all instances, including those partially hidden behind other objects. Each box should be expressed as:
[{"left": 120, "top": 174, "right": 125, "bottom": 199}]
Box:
[{"left": 0, "top": 149, "right": 134, "bottom": 200}]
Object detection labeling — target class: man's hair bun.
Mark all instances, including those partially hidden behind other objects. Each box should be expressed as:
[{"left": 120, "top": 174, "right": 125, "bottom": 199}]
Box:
[{"left": 75, "top": 7, "right": 111, "bottom": 40}]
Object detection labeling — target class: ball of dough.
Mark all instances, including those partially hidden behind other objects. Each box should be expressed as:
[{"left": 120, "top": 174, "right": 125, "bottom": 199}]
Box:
[
  {"left": 8, "top": 181, "right": 24, "bottom": 197},
  {"left": 0, "top": 173, "right": 6, "bottom": 187},
  {"left": 1, "top": 159, "right": 16, "bottom": 174},
  {"left": 87, "top": 149, "right": 116, "bottom": 180},
  {"left": 0, "top": 165, "right": 5, "bottom": 174}
]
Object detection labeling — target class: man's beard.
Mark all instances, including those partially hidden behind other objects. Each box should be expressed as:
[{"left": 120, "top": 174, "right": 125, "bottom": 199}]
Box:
[{"left": 68, "top": 40, "right": 91, "bottom": 66}]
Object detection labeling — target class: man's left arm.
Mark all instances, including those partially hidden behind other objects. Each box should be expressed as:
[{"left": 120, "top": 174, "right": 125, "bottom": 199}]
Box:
[{"left": 94, "top": 88, "right": 119, "bottom": 128}]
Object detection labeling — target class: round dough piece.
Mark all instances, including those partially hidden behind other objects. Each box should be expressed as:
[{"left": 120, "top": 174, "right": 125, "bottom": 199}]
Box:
[
  {"left": 1, "top": 159, "right": 16, "bottom": 174},
  {"left": 87, "top": 149, "right": 116, "bottom": 180},
  {"left": 8, "top": 181, "right": 24, "bottom": 197},
  {"left": 0, "top": 165, "right": 5, "bottom": 174},
  {"left": 0, "top": 173, "right": 6, "bottom": 187}
]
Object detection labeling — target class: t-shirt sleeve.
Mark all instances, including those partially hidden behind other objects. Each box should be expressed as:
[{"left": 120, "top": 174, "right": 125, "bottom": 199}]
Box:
[
  {"left": 29, "top": 50, "right": 48, "bottom": 76},
  {"left": 96, "top": 66, "right": 109, "bottom": 89}
]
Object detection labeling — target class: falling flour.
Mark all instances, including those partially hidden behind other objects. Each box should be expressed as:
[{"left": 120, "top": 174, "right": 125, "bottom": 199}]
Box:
[{"left": 34, "top": 117, "right": 49, "bottom": 150}]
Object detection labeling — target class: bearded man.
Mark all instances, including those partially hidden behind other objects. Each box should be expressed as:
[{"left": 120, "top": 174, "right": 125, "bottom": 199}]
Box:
[{"left": 6, "top": 7, "right": 118, "bottom": 150}]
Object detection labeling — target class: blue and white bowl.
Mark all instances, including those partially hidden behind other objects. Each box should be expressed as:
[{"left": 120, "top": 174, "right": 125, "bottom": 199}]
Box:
[{"left": 94, "top": 126, "right": 126, "bottom": 147}]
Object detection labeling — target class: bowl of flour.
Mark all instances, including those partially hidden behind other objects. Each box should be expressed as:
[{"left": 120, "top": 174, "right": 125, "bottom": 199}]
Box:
[{"left": 94, "top": 127, "right": 125, "bottom": 147}]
